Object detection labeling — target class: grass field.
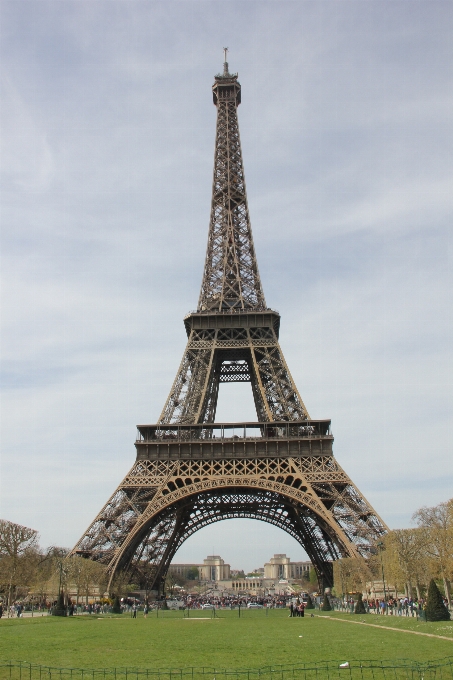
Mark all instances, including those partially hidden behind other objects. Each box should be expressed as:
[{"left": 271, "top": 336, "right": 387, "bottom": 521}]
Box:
[{"left": 1, "top": 610, "right": 452, "bottom": 670}]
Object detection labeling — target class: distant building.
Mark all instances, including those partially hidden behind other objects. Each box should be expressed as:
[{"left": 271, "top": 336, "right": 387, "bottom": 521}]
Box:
[
  {"left": 217, "top": 555, "right": 312, "bottom": 596},
  {"left": 199, "top": 555, "right": 231, "bottom": 581},
  {"left": 221, "top": 576, "right": 265, "bottom": 595},
  {"left": 170, "top": 553, "right": 309, "bottom": 589},
  {"left": 366, "top": 580, "right": 400, "bottom": 600},
  {"left": 264, "top": 554, "right": 311, "bottom": 580},
  {"left": 169, "top": 555, "right": 230, "bottom": 581},
  {"left": 168, "top": 563, "right": 200, "bottom": 579}
]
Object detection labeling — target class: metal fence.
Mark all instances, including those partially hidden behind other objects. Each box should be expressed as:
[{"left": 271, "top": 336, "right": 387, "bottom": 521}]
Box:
[
  {"left": 1, "top": 659, "right": 453, "bottom": 680},
  {"left": 151, "top": 607, "right": 276, "bottom": 618},
  {"left": 69, "top": 607, "right": 289, "bottom": 618}
]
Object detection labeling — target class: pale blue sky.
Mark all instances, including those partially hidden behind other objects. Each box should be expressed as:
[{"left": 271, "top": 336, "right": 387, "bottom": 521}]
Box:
[{"left": 0, "top": 1, "right": 451, "bottom": 572}]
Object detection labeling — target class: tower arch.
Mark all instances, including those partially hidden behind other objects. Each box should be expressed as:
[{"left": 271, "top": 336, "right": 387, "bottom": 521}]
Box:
[{"left": 74, "top": 452, "right": 384, "bottom": 595}]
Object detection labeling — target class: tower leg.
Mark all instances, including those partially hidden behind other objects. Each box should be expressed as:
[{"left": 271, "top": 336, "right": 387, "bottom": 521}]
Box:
[
  {"left": 320, "top": 562, "right": 334, "bottom": 592},
  {"left": 149, "top": 505, "right": 194, "bottom": 600}
]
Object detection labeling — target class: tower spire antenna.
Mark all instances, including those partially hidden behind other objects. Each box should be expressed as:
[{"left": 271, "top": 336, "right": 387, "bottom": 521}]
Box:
[{"left": 223, "top": 46, "right": 229, "bottom": 75}]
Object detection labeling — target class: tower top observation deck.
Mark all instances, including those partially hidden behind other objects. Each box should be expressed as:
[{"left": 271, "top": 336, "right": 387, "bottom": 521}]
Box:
[{"left": 213, "top": 48, "right": 241, "bottom": 106}]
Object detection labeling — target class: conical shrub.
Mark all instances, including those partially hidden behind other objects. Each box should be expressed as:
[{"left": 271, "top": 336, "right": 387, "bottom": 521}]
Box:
[
  {"left": 112, "top": 595, "right": 122, "bottom": 614},
  {"left": 305, "top": 595, "right": 315, "bottom": 610},
  {"left": 425, "top": 579, "right": 450, "bottom": 621},
  {"left": 52, "top": 591, "right": 66, "bottom": 616},
  {"left": 321, "top": 593, "right": 332, "bottom": 611},
  {"left": 354, "top": 592, "right": 367, "bottom": 614}
]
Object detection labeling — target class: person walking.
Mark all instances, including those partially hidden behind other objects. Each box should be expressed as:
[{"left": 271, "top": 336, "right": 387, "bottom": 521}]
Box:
[
  {"left": 132, "top": 604, "right": 137, "bottom": 619},
  {"left": 143, "top": 603, "right": 148, "bottom": 619}
]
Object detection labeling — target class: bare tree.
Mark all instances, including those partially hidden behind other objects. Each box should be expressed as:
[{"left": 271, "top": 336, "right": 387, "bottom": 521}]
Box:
[
  {"left": 165, "top": 570, "right": 181, "bottom": 598},
  {"left": 413, "top": 499, "right": 453, "bottom": 604},
  {"left": 381, "top": 529, "right": 429, "bottom": 599},
  {"left": 35, "top": 547, "right": 70, "bottom": 606},
  {"left": 0, "top": 519, "right": 39, "bottom": 608},
  {"left": 333, "top": 556, "right": 374, "bottom": 597},
  {"left": 68, "top": 557, "right": 107, "bottom": 605}
]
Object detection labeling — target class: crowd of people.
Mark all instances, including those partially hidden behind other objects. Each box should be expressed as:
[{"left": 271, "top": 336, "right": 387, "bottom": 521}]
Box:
[
  {"left": 0, "top": 593, "right": 298, "bottom": 617},
  {"left": 335, "top": 596, "right": 450, "bottom": 616},
  {"left": 289, "top": 601, "right": 309, "bottom": 617},
  {"left": 2, "top": 592, "right": 450, "bottom": 618}
]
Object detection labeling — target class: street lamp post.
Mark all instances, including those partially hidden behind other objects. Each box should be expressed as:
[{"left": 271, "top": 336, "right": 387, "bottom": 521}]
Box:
[
  {"left": 377, "top": 541, "right": 387, "bottom": 602},
  {"left": 38, "top": 547, "right": 67, "bottom": 615},
  {"left": 58, "top": 560, "right": 63, "bottom": 596}
]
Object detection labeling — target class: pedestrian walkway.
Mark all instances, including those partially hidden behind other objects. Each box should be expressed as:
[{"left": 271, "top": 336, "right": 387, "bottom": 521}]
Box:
[{"left": 319, "top": 615, "right": 453, "bottom": 641}]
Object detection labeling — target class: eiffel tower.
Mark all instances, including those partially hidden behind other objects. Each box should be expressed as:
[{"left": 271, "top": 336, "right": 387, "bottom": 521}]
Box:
[{"left": 71, "top": 52, "right": 387, "bottom": 595}]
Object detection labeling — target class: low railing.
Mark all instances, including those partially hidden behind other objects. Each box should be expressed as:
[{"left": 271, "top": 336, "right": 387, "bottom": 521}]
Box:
[
  {"left": 184, "top": 307, "right": 279, "bottom": 317},
  {"left": 136, "top": 421, "right": 332, "bottom": 443},
  {"left": 2, "top": 658, "right": 453, "bottom": 680}
]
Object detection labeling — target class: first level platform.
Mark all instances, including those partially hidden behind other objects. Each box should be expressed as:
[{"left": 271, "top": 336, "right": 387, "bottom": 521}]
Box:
[{"left": 135, "top": 420, "right": 333, "bottom": 461}]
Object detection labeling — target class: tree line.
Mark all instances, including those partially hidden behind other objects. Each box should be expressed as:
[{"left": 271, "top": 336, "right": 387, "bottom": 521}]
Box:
[
  {"left": 1, "top": 497, "right": 451, "bottom": 609},
  {"left": 0, "top": 520, "right": 107, "bottom": 609},
  {"left": 333, "top": 498, "right": 453, "bottom": 603}
]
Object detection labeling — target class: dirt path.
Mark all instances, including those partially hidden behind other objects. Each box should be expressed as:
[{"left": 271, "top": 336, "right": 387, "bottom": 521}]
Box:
[{"left": 319, "top": 615, "right": 453, "bottom": 641}]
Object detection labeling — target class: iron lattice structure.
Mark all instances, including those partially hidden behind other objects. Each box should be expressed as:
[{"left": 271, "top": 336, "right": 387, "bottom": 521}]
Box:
[{"left": 71, "top": 56, "right": 387, "bottom": 594}]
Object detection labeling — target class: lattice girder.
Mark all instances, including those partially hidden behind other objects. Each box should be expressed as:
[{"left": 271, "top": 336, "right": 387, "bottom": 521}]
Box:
[
  {"left": 71, "top": 452, "right": 387, "bottom": 592},
  {"left": 158, "top": 325, "right": 309, "bottom": 424},
  {"left": 199, "top": 70, "right": 265, "bottom": 312},
  {"left": 125, "top": 489, "right": 339, "bottom": 593}
]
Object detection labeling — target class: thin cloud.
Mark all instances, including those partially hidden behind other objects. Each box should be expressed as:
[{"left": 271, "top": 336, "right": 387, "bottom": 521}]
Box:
[{"left": 0, "top": 1, "right": 451, "bottom": 570}]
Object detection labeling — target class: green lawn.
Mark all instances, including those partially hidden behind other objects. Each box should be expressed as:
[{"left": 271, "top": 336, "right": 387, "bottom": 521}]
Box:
[{"left": 0, "top": 610, "right": 452, "bottom": 670}]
